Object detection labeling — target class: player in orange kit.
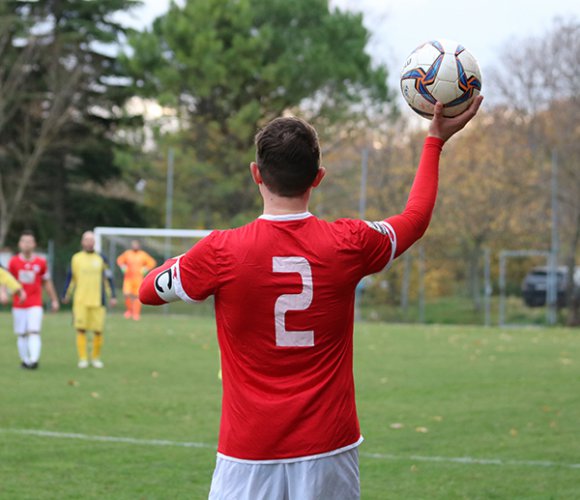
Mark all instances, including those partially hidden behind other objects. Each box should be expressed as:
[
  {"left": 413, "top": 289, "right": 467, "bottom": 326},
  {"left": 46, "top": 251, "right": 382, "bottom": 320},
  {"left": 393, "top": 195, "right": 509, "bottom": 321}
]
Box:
[{"left": 116, "top": 240, "right": 156, "bottom": 321}]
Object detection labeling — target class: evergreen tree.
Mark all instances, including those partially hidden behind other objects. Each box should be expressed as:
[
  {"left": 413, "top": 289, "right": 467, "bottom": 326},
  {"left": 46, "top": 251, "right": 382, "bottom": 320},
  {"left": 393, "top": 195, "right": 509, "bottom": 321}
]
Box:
[
  {"left": 0, "top": 0, "right": 147, "bottom": 252},
  {"left": 123, "top": 0, "right": 392, "bottom": 227}
]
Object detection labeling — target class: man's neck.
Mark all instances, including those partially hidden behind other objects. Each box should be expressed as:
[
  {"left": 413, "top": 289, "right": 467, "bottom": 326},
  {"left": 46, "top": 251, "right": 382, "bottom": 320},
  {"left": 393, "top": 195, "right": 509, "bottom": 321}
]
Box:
[
  {"left": 261, "top": 190, "right": 310, "bottom": 216},
  {"left": 21, "top": 252, "right": 33, "bottom": 260}
]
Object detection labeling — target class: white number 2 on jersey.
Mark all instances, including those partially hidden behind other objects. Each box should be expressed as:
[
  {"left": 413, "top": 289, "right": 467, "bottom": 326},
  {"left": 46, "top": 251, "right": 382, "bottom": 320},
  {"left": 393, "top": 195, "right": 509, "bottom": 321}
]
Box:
[{"left": 272, "top": 256, "right": 314, "bottom": 347}]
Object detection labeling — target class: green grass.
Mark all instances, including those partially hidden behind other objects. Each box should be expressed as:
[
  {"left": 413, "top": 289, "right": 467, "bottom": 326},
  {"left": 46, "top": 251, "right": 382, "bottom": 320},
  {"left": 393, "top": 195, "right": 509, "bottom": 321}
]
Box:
[{"left": 0, "top": 312, "right": 579, "bottom": 499}]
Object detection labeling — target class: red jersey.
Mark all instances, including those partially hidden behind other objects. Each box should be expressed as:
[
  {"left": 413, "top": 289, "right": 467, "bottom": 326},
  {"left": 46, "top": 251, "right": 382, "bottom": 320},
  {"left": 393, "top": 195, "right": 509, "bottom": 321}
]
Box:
[
  {"left": 9, "top": 254, "right": 49, "bottom": 308},
  {"left": 178, "top": 215, "right": 397, "bottom": 461},
  {"left": 140, "top": 137, "right": 443, "bottom": 462}
]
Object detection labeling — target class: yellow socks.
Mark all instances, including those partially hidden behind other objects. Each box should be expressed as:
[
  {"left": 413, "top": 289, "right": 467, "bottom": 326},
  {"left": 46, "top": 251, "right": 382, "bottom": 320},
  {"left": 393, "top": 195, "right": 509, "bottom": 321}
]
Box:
[
  {"left": 76, "top": 332, "right": 88, "bottom": 361},
  {"left": 93, "top": 333, "right": 103, "bottom": 360}
]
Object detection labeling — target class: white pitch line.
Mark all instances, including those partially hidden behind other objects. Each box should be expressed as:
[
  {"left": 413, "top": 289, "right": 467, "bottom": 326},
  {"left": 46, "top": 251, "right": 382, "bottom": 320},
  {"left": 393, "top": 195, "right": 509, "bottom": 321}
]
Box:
[
  {"left": 359, "top": 452, "right": 580, "bottom": 469},
  {"left": 0, "top": 428, "right": 214, "bottom": 449},
  {"left": 2, "top": 428, "right": 579, "bottom": 469}
]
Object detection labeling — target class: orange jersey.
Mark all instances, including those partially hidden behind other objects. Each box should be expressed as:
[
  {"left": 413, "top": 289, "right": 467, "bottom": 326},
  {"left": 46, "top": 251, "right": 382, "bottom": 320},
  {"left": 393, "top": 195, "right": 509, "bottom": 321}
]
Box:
[{"left": 117, "top": 250, "right": 156, "bottom": 282}]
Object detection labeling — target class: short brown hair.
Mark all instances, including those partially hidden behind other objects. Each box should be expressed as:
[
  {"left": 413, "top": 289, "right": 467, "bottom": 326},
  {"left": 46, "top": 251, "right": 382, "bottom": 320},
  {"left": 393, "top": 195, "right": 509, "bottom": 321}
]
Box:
[
  {"left": 20, "top": 230, "right": 35, "bottom": 239},
  {"left": 255, "top": 116, "right": 321, "bottom": 197}
]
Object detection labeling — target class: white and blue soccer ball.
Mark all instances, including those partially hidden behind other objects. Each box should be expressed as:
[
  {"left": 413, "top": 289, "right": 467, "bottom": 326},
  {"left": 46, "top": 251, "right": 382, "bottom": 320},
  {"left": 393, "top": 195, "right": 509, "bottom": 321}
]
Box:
[{"left": 400, "top": 39, "right": 482, "bottom": 119}]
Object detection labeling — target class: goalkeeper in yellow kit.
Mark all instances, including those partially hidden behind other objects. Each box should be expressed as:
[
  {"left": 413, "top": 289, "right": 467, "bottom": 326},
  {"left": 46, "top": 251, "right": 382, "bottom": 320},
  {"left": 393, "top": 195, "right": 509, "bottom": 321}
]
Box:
[{"left": 62, "top": 231, "right": 117, "bottom": 368}]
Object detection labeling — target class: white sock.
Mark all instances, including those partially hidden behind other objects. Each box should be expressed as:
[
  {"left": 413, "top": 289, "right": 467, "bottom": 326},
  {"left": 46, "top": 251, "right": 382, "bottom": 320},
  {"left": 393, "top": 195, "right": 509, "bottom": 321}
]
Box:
[
  {"left": 17, "top": 335, "right": 30, "bottom": 364},
  {"left": 28, "top": 333, "right": 42, "bottom": 363}
]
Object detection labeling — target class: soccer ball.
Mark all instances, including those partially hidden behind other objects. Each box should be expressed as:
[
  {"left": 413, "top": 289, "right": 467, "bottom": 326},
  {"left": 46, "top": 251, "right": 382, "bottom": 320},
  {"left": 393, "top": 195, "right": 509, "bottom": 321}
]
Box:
[{"left": 400, "top": 39, "right": 482, "bottom": 119}]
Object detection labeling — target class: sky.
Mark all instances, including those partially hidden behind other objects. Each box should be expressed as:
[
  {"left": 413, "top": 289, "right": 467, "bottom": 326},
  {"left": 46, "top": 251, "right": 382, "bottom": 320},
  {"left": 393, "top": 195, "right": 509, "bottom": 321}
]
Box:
[{"left": 120, "top": 0, "right": 580, "bottom": 100}]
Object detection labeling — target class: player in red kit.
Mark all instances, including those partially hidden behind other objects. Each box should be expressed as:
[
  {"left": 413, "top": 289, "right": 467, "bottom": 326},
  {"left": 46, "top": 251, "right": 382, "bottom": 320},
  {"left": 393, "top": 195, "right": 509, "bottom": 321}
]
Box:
[
  {"left": 140, "top": 98, "right": 483, "bottom": 499},
  {"left": 8, "top": 230, "right": 60, "bottom": 369}
]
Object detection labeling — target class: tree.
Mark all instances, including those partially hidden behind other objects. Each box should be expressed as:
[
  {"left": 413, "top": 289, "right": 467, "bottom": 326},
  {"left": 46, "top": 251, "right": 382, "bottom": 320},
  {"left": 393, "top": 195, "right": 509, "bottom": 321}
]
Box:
[
  {"left": 122, "top": 0, "right": 391, "bottom": 227},
  {"left": 491, "top": 17, "right": 580, "bottom": 323},
  {"left": 0, "top": 0, "right": 142, "bottom": 247}
]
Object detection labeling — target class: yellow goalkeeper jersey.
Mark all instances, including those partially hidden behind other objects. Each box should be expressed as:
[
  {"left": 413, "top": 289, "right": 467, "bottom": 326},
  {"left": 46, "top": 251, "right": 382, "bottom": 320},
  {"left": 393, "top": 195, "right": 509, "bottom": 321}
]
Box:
[{"left": 63, "top": 251, "right": 115, "bottom": 307}]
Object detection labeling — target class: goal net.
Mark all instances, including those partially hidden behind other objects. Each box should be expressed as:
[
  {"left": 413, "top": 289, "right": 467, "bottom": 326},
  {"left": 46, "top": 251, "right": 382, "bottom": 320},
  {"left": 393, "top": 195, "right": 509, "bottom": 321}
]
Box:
[{"left": 94, "top": 226, "right": 213, "bottom": 316}]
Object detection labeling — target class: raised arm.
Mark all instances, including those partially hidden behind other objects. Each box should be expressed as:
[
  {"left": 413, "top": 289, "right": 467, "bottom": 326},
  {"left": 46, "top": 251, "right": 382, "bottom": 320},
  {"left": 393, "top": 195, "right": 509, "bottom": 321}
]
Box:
[
  {"left": 386, "top": 136, "right": 442, "bottom": 257},
  {"left": 386, "top": 97, "right": 483, "bottom": 258}
]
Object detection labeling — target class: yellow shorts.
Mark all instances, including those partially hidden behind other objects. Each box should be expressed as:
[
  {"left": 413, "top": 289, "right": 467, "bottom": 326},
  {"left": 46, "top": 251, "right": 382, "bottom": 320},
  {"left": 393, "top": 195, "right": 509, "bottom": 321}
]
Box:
[
  {"left": 123, "top": 278, "right": 143, "bottom": 297},
  {"left": 73, "top": 304, "right": 106, "bottom": 332}
]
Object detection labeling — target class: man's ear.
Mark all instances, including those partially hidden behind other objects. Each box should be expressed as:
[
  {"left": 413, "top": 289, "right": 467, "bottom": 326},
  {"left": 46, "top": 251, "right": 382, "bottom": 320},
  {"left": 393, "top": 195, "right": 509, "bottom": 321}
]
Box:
[
  {"left": 311, "top": 166, "right": 326, "bottom": 188},
  {"left": 250, "top": 162, "right": 262, "bottom": 185}
]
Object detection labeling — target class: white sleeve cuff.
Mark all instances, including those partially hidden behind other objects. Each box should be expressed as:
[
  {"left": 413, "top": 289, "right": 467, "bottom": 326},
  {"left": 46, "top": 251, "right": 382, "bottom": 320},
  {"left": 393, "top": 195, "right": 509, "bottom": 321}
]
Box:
[{"left": 174, "top": 258, "right": 198, "bottom": 304}]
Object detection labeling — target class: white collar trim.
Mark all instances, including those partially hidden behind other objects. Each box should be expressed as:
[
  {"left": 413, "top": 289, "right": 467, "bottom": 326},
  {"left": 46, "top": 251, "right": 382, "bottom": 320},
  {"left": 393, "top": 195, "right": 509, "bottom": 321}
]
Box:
[{"left": 258, "top": 212, "right": 313, "bottom": 221}]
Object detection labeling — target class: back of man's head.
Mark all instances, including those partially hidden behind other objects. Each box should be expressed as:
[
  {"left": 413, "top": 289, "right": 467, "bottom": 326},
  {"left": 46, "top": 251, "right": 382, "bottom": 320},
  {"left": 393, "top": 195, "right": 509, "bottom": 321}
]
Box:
[{"left": 255, "top": 116, "right": 321, "bottom": 197}]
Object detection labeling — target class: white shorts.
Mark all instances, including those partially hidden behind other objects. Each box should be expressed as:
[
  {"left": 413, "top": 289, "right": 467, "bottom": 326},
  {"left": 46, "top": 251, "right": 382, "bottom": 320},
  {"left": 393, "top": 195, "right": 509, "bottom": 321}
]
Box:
[
  {"left": 209, "top": 448, "right": 360, "bottom": 500},
  {"left": 12, "top": 306, "right": 43, "bottom": 335}
]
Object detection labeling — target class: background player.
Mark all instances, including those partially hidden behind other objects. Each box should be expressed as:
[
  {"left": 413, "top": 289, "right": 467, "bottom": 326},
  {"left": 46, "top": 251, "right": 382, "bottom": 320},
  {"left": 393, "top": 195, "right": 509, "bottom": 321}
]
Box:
[
  {"left": 62, "top": 231, "right": 117, "bottom": 369},
  {"left": 116, "top": 239, "right": 156, "bottom": 321},
  {"left": 139, "top": 98, "right": 483, "bottom": 499},
  {"left": 8, "top": 230, "right": 59, "bottom": 369}
]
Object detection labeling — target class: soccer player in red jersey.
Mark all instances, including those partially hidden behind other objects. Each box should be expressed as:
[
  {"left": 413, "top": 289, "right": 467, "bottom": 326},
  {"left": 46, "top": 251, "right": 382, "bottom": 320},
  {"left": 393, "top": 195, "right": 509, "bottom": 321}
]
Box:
[
  {"left": 140, "top": 98, "right": 483, "bottom": 499},
  {"left": 8, "top": 230, "right": 60, "bottom": 369}
]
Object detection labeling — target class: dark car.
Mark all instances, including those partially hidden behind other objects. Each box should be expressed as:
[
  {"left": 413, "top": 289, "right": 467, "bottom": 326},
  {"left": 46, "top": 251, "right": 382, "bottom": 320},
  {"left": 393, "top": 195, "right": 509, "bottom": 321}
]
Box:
[{"left": 522, "top": 266, "right": 580, "bottom": 307}]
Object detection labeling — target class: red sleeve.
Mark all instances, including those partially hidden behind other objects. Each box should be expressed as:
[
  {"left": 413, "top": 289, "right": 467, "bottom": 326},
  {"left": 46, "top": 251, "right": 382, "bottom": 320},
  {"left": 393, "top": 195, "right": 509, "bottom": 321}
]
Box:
[
  {"left": 386, "top": 136, "right": 443, "bottom": 258},
  {"left": 139, "top": 257, "right": 177, "bottom": 305},
  {"left": 356, "top": 220, "right": 397, "bottom": 276},
  {"left": 139, "top": 231, "right": 221, "bottom": 305},
  {"left": 178, "top": 231, "right": 221, "bottom": 300}
]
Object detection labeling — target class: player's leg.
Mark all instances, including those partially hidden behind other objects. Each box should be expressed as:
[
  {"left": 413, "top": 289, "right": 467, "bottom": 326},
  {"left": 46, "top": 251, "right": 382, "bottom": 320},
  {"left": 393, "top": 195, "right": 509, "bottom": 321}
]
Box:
[
  {"left": 131, "top": 294, "right": 141, "bottom": 320},
  {"left": 286, "top": 448, "right": 360, "bottom": 500},
  {"left": 17, "top": 335, "right": 30, "bottom": 368},
  {"left": 89, "top": 306, "right": 106, "bottom": 368},
  {"left": 209, "top": 457, "right": 287, "bottom": 500},
  {"left": 124, "top": 296, "right": 132, "bottom": 318},
  {"left": 12, "top": 308, "right": 30, "bottom": 368},
  {"left": 129, "top": 280, "right": 141, "bottom": 320},
  {"left": 76, "top": 330, "right": 89, "bottom": 368},
  {"left": 26, "top": 306, "right": 44, "bottom": 369},
  {"left": 123, "top": 279, "right": 133, "bottom": 318},
  {"left": 92, "top": 332, "right": 104, "bottom": 368},
  {"left": 73, "top": 303, "right": 89, "bottom": 368}
]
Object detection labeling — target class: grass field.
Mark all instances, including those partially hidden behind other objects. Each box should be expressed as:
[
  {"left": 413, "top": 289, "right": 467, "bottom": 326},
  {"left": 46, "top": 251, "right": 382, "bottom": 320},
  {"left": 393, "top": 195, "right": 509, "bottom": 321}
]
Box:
[{"left": 1, "top": 311, "right": 579, "bottom": 499}]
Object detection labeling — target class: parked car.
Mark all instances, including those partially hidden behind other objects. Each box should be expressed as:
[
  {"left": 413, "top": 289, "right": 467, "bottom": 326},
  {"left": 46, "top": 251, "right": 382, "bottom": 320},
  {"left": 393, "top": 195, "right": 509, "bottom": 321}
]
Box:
[{"left": 522, "top": 266, "right": 580, "bottom": 307}]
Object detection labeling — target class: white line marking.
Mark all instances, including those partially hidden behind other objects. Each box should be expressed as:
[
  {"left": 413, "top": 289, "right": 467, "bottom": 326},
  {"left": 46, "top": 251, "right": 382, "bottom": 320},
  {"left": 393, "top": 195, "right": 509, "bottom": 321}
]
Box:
[
  {"left": 0, "top": 428, "right": 214, "bottom": 449},
  {"left": 359, "top": 452, "right": 580, "bottom": 469},
  {"left": 2, "top": 428, "right": 579, "bottom": 469}
]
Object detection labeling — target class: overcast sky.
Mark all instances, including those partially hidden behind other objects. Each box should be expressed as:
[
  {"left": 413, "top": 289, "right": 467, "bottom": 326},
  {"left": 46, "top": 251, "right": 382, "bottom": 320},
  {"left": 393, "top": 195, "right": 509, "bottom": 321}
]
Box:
[{"left": 120, "top": 0, "right": 579, "bottom": 100}]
